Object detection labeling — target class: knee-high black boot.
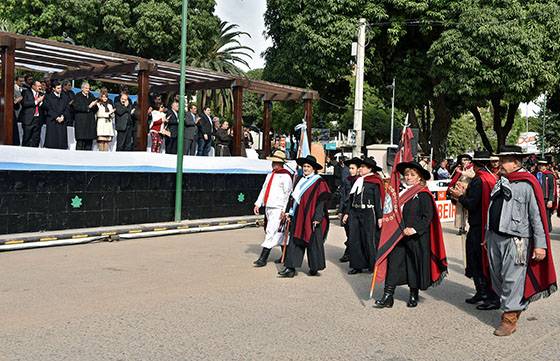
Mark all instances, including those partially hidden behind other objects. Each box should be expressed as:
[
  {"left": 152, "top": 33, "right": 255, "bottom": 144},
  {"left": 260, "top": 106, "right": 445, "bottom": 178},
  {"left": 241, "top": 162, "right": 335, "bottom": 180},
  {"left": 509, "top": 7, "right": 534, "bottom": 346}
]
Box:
[
  {"left": 254, "top": 248, "right": 271, "bottom": 267},
  {"left": 466, "top": 277, "right": 488, "bottom": 304},
  {"left": 374, "top": 285, "right": 395, "bottom": 308},
  {"left": 407, "top": 288, "right": 419, "bottom": 308}
]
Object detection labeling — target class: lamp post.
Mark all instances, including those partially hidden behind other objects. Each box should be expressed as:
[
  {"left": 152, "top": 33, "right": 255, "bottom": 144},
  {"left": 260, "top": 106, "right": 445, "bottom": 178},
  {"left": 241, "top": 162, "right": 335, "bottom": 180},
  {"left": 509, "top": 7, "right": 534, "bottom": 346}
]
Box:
[{"left": 174, "top": 0, "right": 189, "bottom": 222}]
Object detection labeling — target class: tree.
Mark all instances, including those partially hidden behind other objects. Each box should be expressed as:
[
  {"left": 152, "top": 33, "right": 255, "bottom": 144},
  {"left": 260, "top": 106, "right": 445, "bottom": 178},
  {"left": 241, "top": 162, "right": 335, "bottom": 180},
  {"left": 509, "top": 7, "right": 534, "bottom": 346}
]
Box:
[
  {"left": 429, "top": 0, "right": 560, "bottom": 152},
  {"left": 0, "top": 0, "right": 220, "bottom": 63}
]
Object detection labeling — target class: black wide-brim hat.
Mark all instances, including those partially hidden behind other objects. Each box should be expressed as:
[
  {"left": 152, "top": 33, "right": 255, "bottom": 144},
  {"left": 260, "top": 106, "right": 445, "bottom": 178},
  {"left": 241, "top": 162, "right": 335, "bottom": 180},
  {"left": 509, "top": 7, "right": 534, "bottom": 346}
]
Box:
[
  {"left": 344, "top": 157, "right": 362, "bottom": 167},
  {"left": 537, "top": 157, "right": 550, "bottom": 165},
  {"left": 296, "top": 155, "right": 323, "bottom": 170},
  {"left": 396, "top": 161, "right": 431, "bottom": 180},
  {"left": 495, "top": 145, "right": 530, "bottom": 157},
  {"left": 472, "top": 150, "right": 492, "bottom": 162},
  {"left": 360, "top": 157, "right": 382, "bottom": 172},
  {"left": 456, "top": 153, "right": 473, "bottom": 163}
]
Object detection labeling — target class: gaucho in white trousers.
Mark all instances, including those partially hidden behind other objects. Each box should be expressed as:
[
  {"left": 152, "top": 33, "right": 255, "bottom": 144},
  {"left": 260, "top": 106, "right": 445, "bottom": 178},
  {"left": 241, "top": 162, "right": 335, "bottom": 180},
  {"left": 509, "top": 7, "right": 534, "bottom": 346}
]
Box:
[{"left": 253, "top": 150, "right": 293, "bottom": 267}]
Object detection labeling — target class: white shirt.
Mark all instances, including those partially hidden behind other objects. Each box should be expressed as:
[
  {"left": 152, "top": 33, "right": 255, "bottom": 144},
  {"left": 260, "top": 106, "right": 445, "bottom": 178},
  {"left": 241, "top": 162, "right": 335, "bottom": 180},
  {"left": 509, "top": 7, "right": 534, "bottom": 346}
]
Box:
[{"left": 255, "top": 171, "right": 293, "bottom": 209}]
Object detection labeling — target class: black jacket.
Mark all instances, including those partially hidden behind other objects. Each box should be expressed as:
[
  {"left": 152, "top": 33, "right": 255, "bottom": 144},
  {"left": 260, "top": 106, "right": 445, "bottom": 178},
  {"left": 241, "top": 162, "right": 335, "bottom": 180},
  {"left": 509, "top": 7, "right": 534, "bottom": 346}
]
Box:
[
  {"left": 166, "top": 110, "right": 179, "bottom": 138},
  {"left": 72, "top": 92, "right": 98, "bottom": 140},
  {"left": 197, "top": 113, "right": 213, "bottom": 138},
  {"left": 18, "top": 87, "right": 42, "bottom": 125},
  {"left": 459, "top": 175, "right": 483, "bottom": 227},
  {"left": 114, "top": 100, "right": 134, "bottom": 132}
]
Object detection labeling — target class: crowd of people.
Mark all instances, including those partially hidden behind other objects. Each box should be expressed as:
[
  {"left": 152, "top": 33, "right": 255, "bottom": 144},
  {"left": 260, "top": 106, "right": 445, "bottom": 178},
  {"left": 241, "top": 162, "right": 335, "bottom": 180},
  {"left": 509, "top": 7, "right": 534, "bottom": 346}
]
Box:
[
  {"left": 11, "top": 75, "right": 255, "bottom": 156},
  {"left": 251, "top": 145, "right": 557, "bottom": 338}
]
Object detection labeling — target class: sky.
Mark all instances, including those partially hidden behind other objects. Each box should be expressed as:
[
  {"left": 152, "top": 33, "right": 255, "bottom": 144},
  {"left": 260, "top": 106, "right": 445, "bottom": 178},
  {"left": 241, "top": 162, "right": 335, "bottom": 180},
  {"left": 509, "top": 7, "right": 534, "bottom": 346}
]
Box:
[{"left": 214, "top": 0, "right": 271, "bottom": 71}]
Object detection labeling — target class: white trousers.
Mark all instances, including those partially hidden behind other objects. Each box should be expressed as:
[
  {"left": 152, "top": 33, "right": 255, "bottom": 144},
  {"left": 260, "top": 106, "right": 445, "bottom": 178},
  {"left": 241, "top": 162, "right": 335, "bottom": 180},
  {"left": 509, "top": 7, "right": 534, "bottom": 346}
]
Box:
[{"left": 261, "top": 207, "right": 286, "bottom": 249}]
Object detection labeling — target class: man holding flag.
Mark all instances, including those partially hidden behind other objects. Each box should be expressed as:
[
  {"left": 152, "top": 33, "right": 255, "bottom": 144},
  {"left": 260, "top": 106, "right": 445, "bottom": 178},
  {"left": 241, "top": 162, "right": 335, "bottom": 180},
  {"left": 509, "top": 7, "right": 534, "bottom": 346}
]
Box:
[{"left": 371, "top": 127, "right": 447, "bottom": 308}]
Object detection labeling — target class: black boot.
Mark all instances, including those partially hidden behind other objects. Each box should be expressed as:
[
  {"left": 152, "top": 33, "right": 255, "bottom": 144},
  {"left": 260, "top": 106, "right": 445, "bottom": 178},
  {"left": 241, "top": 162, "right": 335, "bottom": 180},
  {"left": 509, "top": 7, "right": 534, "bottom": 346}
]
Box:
[
  {"left": 339, "top": 250, "right": 350, "bottom": 263},
  {"left": 348, "top": 268, "right": 362, "bottom": 275},
  {"left": 407, "top": 288, "right": 419, "bottom": 308},
  {"left": 278, "top": 267, "right": 296, "bottom": 278},
  {"left": 254, "top": 248, "right": 271, "bottom": 267},
  {"left": 476, "top": 297, "right": 500, "bottom": 310},
  {"left": 374, "top": 285, "right": 395, "bottom": 308},
  {"left": 465, "top": 277, "right": 488, "bottom": 304}
]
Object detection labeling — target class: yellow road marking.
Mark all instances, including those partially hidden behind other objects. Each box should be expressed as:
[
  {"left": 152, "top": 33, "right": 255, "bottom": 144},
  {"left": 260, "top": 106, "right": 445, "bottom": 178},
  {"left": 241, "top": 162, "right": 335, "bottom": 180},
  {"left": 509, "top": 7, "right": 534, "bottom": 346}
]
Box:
[
  {"left": 128, "top": 229, "right": 143, "bottom": 234},
  {"left": 72, "top": 234, "right": 89, "bottom": 239},
  {"left": 5, "top": 240, "right": 24, "bottom": 245},
  {"left": 40, "top": 237, "right": 58, "bottom": 242},
  {"left": 153, "top": 227, "right": 167, "bottom": 231}
]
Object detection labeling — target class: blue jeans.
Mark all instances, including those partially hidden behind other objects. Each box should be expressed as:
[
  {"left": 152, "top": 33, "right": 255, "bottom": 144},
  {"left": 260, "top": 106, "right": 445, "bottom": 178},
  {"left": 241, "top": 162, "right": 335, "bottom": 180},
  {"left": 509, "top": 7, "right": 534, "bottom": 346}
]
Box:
[{"left": 197, "top": 137, "right": 212, "bottom": 156}]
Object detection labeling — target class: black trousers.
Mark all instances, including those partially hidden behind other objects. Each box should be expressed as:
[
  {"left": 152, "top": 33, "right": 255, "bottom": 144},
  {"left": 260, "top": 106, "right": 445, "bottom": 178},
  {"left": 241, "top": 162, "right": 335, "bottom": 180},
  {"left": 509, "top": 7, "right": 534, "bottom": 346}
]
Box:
[
  {"left": 546, "top": 208, "right": 553, "bottom": 232},
  {"left": 22, "top": 117, "right": 41, "bottom": 147},
  {"left": 284, "top": 228, "right": 326, "bottom": 272},
  {"left": 342, "top": 222, "right": 350, "bottom": 256},
  {"left": 348, "top": 208, "right": 377, "bottom": 270},
  {"left": 465, "top": 225, "right": 484, "bottom": 278},
  {"left": 116, "top": 127, "right": 134, "bottom": 151},
  {"left": 76, "top": 139, "right": 93, "bottom": 151},
  {"left": 165, "top": 137, "right": 178, "bottom": 154}
]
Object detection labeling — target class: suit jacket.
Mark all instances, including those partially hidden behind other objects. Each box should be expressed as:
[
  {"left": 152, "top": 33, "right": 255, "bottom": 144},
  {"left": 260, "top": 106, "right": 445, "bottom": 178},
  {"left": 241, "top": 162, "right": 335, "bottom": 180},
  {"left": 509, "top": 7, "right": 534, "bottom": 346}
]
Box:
[
  {"left": 197, "top": 113, "right": 213, "bottom": 138},
  {"left": 185, "top": 111, "right": 198, "bottom": 140},
  {"left": 18, "top": 87, "right": 42, "bottom": 125},
  {"left": 114, "top": 101, "right": 134, "bottom": 132},
  {"left": 72, "top": 91, "right": 98, "bottom": 140},
  {"left": 166, "top": 110, "right": 179, "bottom": 138},
  {"left": 43, "top": 92, "right": 70, "bottom": 123}
]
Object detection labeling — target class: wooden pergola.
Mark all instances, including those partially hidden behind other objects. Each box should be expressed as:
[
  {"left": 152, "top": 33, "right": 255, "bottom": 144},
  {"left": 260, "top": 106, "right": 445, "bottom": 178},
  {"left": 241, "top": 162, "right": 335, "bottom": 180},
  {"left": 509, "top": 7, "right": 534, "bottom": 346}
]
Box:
[{"left": 0, "top": 32, "right": 319, "bottom": 156}]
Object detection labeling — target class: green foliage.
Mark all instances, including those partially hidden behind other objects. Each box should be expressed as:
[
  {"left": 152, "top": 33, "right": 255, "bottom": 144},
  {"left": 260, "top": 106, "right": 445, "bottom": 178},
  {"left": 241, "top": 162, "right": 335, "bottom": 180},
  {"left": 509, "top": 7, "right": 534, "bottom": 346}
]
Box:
[{"left": 0, "top": 0, "right": 220, "bottom": 61}]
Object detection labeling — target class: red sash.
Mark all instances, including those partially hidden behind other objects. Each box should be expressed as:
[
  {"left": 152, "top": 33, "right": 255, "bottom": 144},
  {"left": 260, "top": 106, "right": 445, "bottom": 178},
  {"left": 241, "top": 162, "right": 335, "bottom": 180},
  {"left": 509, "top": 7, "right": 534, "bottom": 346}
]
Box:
[
  {"left": 363, "top": 173, "right": 385, "bottom": 208},
  {"left": 263, "top": 168, "right": 291, "bottom": 206}
]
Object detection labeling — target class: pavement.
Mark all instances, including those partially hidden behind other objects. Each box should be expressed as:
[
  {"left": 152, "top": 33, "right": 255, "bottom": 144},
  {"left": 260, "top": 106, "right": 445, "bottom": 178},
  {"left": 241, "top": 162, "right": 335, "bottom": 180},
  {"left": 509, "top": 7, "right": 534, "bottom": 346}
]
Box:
[{"left": 2, "top": 219, "right": 560, "bottom": 361}]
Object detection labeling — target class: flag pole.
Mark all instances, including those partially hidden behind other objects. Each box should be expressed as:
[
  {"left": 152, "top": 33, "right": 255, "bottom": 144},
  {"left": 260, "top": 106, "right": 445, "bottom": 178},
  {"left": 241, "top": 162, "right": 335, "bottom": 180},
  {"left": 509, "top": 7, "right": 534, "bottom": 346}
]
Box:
[
  {"left": 174, "top": 0, "right": 189, "bottom": 222},
  {"left": 369, "top": 265, "right": 378, "bottom": 299}
]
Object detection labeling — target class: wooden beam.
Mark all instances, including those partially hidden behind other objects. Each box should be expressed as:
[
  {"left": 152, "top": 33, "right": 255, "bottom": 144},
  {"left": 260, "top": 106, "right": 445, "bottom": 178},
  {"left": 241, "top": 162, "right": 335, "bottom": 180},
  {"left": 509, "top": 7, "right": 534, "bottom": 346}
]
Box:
[
  {"left": 50, "top": 62, "right": 141, "bottom": 80},
  {"left": 149, "top": 78, "right": 239, "bottom": 94},
  {"left": 232, "top": 86, "right": 244, "bottom": 156},
  {"left": 135, "top": 69, "right": 150, "bottom": 151},
  {"left": 304, "top": 99, "right": 313, "bottom": 141},
  {"left": 263, "top": 100, "right": 272, "bottom": 157},
  {"left": 0, "top": 44, "right": 15, "bottom": 145}
]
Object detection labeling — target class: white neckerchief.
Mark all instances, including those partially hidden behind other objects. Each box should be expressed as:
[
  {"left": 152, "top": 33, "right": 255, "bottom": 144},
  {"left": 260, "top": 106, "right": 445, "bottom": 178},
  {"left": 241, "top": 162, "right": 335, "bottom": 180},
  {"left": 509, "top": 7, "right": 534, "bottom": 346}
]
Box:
[{"left": 350, "top": 172, "right": 373, "bottom": 195}]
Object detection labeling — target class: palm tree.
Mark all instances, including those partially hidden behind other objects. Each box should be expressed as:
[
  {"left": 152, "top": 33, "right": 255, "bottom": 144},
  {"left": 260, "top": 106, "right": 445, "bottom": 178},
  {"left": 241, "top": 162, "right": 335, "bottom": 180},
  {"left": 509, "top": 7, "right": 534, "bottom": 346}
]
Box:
[
  {"left": 172, "top": 21, "right": 255, "bottom": 116},
  {"left": 0, "top": 18, "right": 15, "bottom": 32}
]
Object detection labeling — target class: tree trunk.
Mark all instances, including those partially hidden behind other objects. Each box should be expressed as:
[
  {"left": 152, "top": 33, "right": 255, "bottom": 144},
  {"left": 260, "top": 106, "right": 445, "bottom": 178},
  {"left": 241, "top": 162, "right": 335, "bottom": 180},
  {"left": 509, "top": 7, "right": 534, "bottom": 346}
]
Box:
[
  {"left": 491, "top": 95, "right": 519, "bottom": 152},
  {"left": 470, "top": 106, "right": 493, "bottom": 153},
  {"left": 431, "top": 95, "right": 452, "bottom": 161}
]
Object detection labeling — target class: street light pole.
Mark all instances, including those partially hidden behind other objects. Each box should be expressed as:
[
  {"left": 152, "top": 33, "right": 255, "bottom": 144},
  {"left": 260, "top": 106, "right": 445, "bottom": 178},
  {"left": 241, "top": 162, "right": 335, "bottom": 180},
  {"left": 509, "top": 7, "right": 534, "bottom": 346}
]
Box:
[
  {"left": 174, "top": 0, "right": 189, "bottom": 222},
  {"left": 542, "top": 93, "right": 547, "bottom": 158},
  {"left": 390, "top": 77, "right": 395, "bottom": 145},
  {"left": 352, "top": 18, "right": 366, "bottom": 157}
]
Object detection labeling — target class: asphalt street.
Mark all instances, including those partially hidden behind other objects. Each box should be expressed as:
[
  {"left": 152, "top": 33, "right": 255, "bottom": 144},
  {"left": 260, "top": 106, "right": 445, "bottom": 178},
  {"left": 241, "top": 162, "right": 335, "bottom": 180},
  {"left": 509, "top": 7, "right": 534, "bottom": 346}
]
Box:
[{"left": 2, "top": 219, "right": 560, "bottom": 361}]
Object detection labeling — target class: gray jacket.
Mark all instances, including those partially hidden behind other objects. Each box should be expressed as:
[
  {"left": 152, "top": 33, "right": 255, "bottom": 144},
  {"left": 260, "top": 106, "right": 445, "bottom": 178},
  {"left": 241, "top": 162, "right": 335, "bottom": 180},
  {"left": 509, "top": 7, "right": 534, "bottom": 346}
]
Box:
[{"left": 488, "top": 171, "right": 547, "bottom": 249}]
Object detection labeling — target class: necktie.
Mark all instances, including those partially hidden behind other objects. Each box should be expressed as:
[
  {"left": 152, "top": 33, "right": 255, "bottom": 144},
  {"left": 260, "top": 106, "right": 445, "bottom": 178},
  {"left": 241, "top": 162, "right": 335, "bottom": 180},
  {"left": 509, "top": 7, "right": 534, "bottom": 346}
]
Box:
[{"left": 34, "top": 93, "right": 39, "bottom": 116}]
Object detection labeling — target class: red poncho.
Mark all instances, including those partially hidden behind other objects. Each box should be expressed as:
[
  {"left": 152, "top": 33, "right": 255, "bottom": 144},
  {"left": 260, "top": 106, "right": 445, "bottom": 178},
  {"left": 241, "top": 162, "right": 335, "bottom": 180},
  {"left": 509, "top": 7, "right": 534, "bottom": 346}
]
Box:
[
  {"left": 292, "top": 178, "right": 331, "bottom": 245},
  {"left": 505, "top": 172, "right": 557, "bottom": 302}
]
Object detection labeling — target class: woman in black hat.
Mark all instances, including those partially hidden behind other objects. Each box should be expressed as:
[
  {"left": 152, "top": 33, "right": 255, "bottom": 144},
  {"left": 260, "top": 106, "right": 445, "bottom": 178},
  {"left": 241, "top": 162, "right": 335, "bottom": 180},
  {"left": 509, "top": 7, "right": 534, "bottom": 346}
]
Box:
[
  {"left": 346, "top": 157, "right": 384, "bottom": 274},
  {"left": 338, "top": 157, "right": 362, "bottom": 263},
  {"left": 279, "top": 155, "right": 331, "bottom": 278},
  {"left": 375, "top": 161, "right": 447, "bottom": 308}
]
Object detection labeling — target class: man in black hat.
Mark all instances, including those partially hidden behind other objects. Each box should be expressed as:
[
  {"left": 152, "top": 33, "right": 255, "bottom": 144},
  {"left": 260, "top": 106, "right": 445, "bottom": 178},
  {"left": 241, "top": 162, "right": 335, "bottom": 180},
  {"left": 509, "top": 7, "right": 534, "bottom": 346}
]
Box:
[
  {"left": 346, "top": 157, "right": 384, "bottom": 274},
  {"left": 449, "top": 150, "right": 499, "bottom": 308},
  {"left": 338, "top": 157, "right": 361, "bottom": 263},
  {"left": 279, "top": 155, "right": 331, "bottom": 278},
  {"left": 534, "top": 158, "right": 556, "bottom": 231},
  {"left": 485, "top": 145, "right": 556, "bottom": 336}
]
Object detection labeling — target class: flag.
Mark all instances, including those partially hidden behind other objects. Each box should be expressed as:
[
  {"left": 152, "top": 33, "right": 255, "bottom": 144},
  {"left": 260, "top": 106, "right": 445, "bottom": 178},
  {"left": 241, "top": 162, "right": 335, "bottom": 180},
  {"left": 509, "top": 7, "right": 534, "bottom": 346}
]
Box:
[
  {"left": 295, "top": 119, "right": 310, "bottom": 158},
  {"left": 370, "top": 127, "right": 414, "bottom": 295}
]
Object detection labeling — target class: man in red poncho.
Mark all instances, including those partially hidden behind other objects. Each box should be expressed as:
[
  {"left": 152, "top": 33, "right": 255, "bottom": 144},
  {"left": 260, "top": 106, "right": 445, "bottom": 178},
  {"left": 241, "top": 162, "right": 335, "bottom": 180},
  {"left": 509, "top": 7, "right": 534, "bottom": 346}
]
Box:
[
  {"left": 534, "top": 157, "right": 557, "bottom": 232},
  {"left": 486, "top": 145, "right": 557, "bottom": 336}
]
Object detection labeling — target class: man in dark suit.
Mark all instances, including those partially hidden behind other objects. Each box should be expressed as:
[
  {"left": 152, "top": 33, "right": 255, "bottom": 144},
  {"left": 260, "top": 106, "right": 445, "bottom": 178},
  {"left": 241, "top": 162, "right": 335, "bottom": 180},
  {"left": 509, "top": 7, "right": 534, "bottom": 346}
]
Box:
[
  {"left": 185, "top": 104, "right": 198, "bottom": 155},
  {"left": 43, "top": 81, "right": 70, "bottom": 149},
  {"left": 114, "top": 92, "right": 135, "bottom": 151},
  {"left": 165, "top": 101, "right": 180, "bottom": 154},
  {"left": 62, "top": 80, "right": 75, "bottom": 126},
  {"left": 19, "top": 80, "right": 45, "bottom": 147},
  {"left": 197, "top": 106, "right": 213, "bottom": 156}
]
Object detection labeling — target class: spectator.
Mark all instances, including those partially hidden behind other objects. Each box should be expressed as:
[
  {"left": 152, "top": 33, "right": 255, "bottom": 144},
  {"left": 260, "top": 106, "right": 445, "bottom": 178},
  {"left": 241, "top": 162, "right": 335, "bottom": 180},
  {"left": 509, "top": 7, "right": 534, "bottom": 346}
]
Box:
[
  {"left": 62, "top": 80, "right": 75, "bottom": 126},
  {"left": 165, "top": 101, "right": 180, "bottom": 154},
  {"left": 95, "top": 89, "right": 115, "bottom": 152},
  {"left": 149, "top": 104, "right": 169, "bottom": 153},
  {"left": 73, "top": 82, "right": 98, "bottom": 151},
  {"left": 114, "top": 92, "right": 135, "bottom": 151},
  {"left": 333, "top": 156, "right": 348, "bottom": 188},
  {"left": 13, "top": 75, "right": 24, "bottom": 145},
  {"left": 435, "top": 159, "right": 451, "bottom": 180},
  {"left": 197, "top": 106, "right": 213, "bottom": 156},
  {"left": 19, "top": 80, "right": 45, "bottom": 147},
  {"left": 184, "top": 104, "right": 198, "bottom": 155},
  {"left": 43, "top": 81, "right": 70, "bottom": 149},
  {"left": 243, "top": 126, "right": 254, "bottom": 149},
  {"left": 214, "top": 121, "right": 233, "bottom": 156}
]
